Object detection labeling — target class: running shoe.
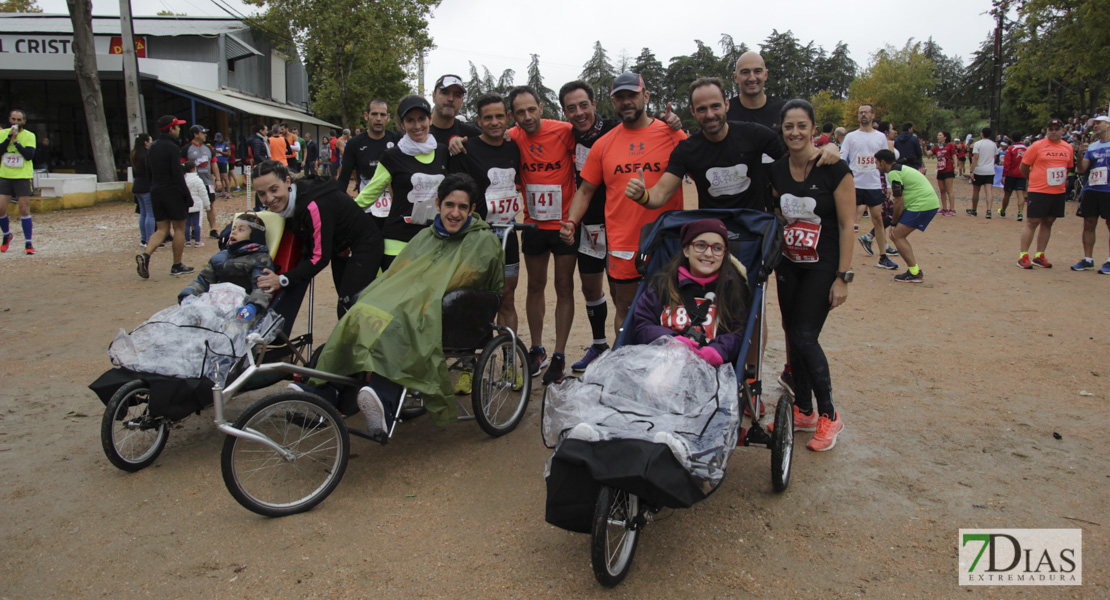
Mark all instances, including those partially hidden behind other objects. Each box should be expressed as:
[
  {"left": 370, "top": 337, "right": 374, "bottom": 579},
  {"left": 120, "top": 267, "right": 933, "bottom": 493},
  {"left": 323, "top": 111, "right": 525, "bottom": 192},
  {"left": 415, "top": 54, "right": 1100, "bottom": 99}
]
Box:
[
  {"left": 1071, "top": 258, "right": 1095, "bottom": 271},
  {"left": 857, "top": 234, "right": 874, "bottom": 256},
  {"left": 135, "top": 253, "right": 150, "bottom": 279},
  {"left": 894, "top": 269, "right": 924, "bottom": 283},
  {"left": 286, "top": 382, "right": 339, "bottom": 405},
  {"left": 356, "top": 386, "right": 387, "bottom": 437},
  {"left": 966, "top": 209, "right": 977, "bottom": 216},
  {"left": 542, "top": 353, "right": 565, "bottom": 385},
  {"left": 501, "top": 366, "right": 525, "bottom": 391},
  {"left": 185, "top": 241, "right": 193, "bottom": 248},
  {"left": 777, "top": 366, "right": 794, "bottom": 397},
  {"left": 1016, "top": 212, "right": 1023, "bottom": 222},
  {"left": 766, "top": 404, "right": 819, "bottom": 433},
  {"left": 1100, "top": 261, "right": 1110, "bottom": 275},
  {"left": 194, "top": 241, "right": 205, "bottom": 248},
  {"left": 1032, "top": 255, "right": 1052, "bottom": 268},
  {"left": 572, "top": 344, "right": 608, "bottom": 372},
  {"left": 169, "top": 263, "right": 195, "bottom": 276},
  {"left": 877, "top": 255, "right": 898, "bottom": 270},
  {"left": 1, "top": 232, "right": 12, "bottom": 252},
  {"left": 853, "top": 224, "right": 858, "bottom": 233},
  {"left": 985, "top": 211, "right": 992, "bottom": 219},
  {"left": 24, "top": 242, "right": 34, "bottom": 255},
  {"left": 885, "top": 245, "right": 899, "bottom": 256},
  {"left": 998, "top": 209, "right": 1006, "bottom": 218},
  {"left": 1016, "top": 254, "right": 1033, "bottom": 269},
  {"left": 807, "top": 413, "right": 845, "bottom": 451},
  {"left": 528, "top": 345, "right": 548, "bottom": 377},
  {"left": 454, "top": 368, "right": 473, "bottom": 395}
]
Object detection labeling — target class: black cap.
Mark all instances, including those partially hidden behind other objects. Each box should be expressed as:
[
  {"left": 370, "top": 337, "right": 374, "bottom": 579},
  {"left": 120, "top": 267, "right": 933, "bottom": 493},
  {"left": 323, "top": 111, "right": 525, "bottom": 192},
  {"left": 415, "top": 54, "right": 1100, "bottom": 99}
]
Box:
[
  {"left": 1047, "top": 118, "right": 1065, "bottom": 128},
  {"left": 611, "top": 72, "right": 645, "bottom": 96},
  {"left": 397, "top": 96, "right": 432, "bottom": 120},
  {"left": 189, "top": 124, "right": 208, "bottom": 135},
  {"left": 434, "top": 74, "right": 465, "bottom": 93}
]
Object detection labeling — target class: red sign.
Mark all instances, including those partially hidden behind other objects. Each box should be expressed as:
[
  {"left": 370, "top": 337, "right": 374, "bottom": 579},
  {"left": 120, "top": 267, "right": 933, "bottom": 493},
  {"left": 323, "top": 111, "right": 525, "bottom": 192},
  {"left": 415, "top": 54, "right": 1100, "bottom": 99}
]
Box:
[{"left": 109, "top": 36, "right": 146, "bottom": 58}]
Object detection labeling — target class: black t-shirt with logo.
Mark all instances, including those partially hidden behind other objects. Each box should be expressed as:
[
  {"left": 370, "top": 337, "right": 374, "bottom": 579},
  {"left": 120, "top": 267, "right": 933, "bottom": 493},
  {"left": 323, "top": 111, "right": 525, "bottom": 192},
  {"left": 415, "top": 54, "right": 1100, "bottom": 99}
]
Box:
[
  {"left": 448, "top": 137, "right": 521, "bottom": 223},
  {"left": 430, "top": 120, "right": 481, "bottom": 146},
  {"left": 665, "top": 121, "right": 786, "bottom": 211},
  {"left": 769, "top": 156, "right": 852, "bottom": 271},
  {"left": 379, "top": 144, "right": 449, "bottom": 242},
  {"left": 337, "top": 130, "right": 401, "bottom": 193}
]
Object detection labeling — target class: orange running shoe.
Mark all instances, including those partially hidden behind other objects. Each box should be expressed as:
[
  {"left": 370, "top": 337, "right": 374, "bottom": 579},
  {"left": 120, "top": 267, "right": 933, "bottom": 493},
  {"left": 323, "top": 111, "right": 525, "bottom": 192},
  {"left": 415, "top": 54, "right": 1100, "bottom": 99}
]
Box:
[
  {"left": 1016, "top": 254, "right": 1032, "bottom": 269},
  {"left": 1032, "top": 254, "right": 1052, "bottom": 268},
  {"left": 807, "top": 413, "right": 845, "bottom": 452},
  {"left": 766, "top": 405, "right": 818, "bottom": 433}
]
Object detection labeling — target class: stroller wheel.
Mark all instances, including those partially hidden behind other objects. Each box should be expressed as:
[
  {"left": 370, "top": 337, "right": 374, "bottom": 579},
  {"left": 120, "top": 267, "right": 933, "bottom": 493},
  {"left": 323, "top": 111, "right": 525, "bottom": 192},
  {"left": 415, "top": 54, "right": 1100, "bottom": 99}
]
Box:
[
  {"left": 771, "top": 393, "right": 794, "bottom": 492},
  {"left": 472, "top": 334, "right": 532, "bottom": 437},
  {"left": 100, "top": 380, "right": 170, "bottom": 472},
  {"left": 591, "top": 486, "right": 642, "bottom": 587},
  {"left": 221, "top": 391, "right": 349, "bottom": 517}
]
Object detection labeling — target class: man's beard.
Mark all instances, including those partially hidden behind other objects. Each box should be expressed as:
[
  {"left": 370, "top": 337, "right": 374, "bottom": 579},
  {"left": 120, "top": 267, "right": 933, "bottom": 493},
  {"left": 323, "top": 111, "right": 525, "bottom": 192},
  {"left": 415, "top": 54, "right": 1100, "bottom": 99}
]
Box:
[{"left": 621, "top": 106, "right": 645, "bottom": 124}]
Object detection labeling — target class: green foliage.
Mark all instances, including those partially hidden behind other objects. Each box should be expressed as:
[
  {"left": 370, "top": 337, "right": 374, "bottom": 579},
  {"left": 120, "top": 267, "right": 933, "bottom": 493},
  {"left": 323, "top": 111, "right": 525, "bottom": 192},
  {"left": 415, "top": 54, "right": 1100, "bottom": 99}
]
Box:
[
  {"left": 245, "top": 0, "right": 439, "bottom": 128},
  {"left": 580, "top": 41, "right": 617, "bottom": 119},
  {"left": 0, "top": 0, "right": 43, "bottom": 12},
  {"left": 632, "top": 47, "right": 666, "bottom": 116},
  {"left": 527, "top": 54, "right": 560, "bottom": 120},
  {"left": 848, "top": 41, "right": 936, "bottom": 132},
  {"left": 156, "top": 9, "right": 186, "bottom": 16},
  {"left": 810, "top": 90, "right": 846, "bottom": 129}
]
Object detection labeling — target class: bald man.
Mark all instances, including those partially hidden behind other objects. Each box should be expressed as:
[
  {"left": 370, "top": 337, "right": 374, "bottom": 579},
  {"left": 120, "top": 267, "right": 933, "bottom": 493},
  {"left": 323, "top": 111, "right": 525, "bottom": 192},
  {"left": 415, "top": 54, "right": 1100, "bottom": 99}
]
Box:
[{"left": 727, "top": 51, "right": 787, "bottom": 130}]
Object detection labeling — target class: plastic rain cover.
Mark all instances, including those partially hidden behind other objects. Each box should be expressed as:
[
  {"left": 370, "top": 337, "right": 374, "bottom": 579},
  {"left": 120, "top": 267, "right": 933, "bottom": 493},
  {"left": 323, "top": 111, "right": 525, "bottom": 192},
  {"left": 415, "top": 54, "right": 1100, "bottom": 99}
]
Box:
[
  {"left": 107, "top": 283, "right": 283, "bottom": 384},
  {"left": 543, "top": 336, "right": 740, "bottom": 489}
]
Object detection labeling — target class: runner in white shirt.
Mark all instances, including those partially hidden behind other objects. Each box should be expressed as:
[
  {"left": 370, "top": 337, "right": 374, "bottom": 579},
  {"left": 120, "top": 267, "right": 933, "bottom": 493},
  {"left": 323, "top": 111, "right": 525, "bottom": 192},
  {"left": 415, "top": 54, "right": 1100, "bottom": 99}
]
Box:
[
  {"left": 840, "top": 104, "right": 897, "bottom": 269},
  {"left": 969, "top": 127, "right": 998, "bottom": 217}
]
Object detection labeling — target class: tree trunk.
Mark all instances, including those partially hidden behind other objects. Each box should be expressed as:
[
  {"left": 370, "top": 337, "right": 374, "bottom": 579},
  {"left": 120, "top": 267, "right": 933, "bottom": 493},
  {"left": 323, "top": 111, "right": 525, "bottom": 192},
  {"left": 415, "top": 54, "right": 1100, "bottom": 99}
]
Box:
[{"left": 67, "top": 0, "right": 118, "bottom": 182}]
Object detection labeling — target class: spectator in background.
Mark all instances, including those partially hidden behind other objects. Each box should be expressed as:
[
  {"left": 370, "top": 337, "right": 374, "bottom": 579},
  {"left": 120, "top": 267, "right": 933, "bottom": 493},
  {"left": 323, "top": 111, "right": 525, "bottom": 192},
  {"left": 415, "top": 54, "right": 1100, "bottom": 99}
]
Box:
[
  {"left": 816, "top": 123, "right": 833, "bottom": 147},
  {"left": 894, "top": 122, "right": 924, "bottom": 172},
  {"left": 130, "top": 133, "right": 153, "bottom": 246},
  {"left": 319, "top": 135, "right": 332, "bottom": 178},
  {"left": 305, "top": 133, "right": 318, "bottom": 178}
]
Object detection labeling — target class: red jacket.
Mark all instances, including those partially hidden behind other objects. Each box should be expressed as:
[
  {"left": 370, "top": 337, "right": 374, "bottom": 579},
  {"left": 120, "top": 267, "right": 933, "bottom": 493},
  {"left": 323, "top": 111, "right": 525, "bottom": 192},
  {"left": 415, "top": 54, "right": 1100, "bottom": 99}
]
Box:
[{"left": 1004, "top": 143, "right": 1028, "bottom": 178}]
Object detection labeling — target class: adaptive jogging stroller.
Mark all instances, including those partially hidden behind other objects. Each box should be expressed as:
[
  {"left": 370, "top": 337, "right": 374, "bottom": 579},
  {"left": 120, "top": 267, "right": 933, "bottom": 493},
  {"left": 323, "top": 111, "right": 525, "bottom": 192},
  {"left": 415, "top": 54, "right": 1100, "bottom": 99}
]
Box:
[
  {"left": 540, "top": 208, "right": 794, "bottom": 587},
  {"left": 91, "top": 212, "right": 318, "bottom": 472},
  {"left": 215, "top": 223, "right": 535, "bottom": 518}
]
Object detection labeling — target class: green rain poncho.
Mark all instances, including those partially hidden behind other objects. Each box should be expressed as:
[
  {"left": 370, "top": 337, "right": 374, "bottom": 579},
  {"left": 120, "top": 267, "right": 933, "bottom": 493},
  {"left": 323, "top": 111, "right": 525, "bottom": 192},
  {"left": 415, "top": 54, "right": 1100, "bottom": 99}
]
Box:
[{"left": 313, "top": 215, "right": 504, "bottom": 424}]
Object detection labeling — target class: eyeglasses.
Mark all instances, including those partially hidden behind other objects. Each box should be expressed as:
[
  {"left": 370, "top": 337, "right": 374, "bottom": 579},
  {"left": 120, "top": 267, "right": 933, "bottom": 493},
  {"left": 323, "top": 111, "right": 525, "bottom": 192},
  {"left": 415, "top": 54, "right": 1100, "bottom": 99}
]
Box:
[{"left": 690, "top": 241, "right": 726, "bottom": 255}]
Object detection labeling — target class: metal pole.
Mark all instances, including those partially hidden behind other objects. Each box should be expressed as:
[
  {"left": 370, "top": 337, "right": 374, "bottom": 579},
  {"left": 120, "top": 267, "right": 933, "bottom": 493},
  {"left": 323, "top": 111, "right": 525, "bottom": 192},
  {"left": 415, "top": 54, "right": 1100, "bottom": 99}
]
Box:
[
  {"left": 990, "top": 0, "right": 1006, "bottom": 135},
  {"left": 118, "top": 0, "right": 144, "bottom": 141}
]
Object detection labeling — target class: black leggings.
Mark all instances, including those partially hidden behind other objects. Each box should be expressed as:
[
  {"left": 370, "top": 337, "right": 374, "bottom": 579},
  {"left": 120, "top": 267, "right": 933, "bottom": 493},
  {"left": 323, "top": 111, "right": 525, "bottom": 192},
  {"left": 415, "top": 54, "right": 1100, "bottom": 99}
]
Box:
[
  {"left": 775, "top": 261, "right": 836, "bottom": 417},
  {"left": 331, "top": 237, "right": 383, "bottom": 318}
]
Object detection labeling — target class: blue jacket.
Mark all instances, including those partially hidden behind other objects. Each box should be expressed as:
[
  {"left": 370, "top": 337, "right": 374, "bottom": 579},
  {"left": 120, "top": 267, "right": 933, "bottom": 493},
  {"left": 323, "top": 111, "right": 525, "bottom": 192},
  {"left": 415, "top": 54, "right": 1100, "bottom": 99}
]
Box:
[{"left": 629, "top": 272, "right": 745, "bottom": 364}]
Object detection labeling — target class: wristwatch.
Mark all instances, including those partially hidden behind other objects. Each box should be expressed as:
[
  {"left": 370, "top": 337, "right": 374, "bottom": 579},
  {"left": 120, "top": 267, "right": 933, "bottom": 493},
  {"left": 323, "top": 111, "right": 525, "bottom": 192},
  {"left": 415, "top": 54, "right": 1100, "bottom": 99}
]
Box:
[
  {"left": 835, "top": 270, "right": 854, "bottom": 283},
  {"left": 278, "top": 274, "right": 290, "bottom": 288}
]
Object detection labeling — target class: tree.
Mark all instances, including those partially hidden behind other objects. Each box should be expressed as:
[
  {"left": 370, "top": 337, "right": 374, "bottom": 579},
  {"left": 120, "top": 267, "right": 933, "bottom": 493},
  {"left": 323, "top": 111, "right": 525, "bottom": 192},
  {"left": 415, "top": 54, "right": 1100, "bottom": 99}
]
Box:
[
  {"left": 66, "top": 0, "right": 116, "bottom": 182},
  {"left": 816, "top": 42, "right": 856, "bottom": 99},
  {"left": 526, "top": 54, "right": 559, "bottom": 119},
  {"left": 717, "top": 34, "right": 748, "bottom": 97},
  {"left": 848, "top": 41, "right": 937, "bottom": 133},
  {"left": 663, "top": 39, "right": 720, "bottom": 120},
  {"left": 580, "top": 41, "right": 617, "bottom": 99},
  {"left": 0, "top": 0, "right": 42, "bottom": 11},
  {"left": 246, "top": 0, "right": 439, "bottom": 128},
  {"left": 632, "top": 47, "right": 666, "bottom": 116},
  {"left": 810, "top": 89, "right": 847, "bottom": 130}
]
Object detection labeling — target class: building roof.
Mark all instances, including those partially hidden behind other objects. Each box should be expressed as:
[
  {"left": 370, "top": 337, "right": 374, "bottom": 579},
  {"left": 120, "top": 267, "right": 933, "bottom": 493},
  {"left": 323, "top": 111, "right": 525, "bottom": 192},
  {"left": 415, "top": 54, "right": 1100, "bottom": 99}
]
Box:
[{"left": 0, "top": 13, "right": 249, "bottom": 37}]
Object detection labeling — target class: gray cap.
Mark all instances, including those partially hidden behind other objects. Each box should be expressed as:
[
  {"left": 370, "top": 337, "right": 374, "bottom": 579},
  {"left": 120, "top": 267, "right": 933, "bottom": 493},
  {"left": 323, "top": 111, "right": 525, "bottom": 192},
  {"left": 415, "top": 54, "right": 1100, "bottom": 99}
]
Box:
[
  {"left": 189, "top": 124, "right": 208, "bottom": 135},
  {"left": 611, "top": 72, "right": 645, "bottom": 96}
]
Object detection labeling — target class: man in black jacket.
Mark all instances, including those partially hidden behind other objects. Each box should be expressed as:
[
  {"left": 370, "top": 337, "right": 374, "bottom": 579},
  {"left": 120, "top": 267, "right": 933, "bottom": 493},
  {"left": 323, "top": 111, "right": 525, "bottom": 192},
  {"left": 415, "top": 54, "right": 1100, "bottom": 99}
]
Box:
[
  {"left": 136, "top": 115, "right": 194, "bottom": 279},
  {"left": 894, "top": 122, "right": 924, "bottom": 171},
  {"left": 247, "top": 122, "right": 270, "bottom": 167}
]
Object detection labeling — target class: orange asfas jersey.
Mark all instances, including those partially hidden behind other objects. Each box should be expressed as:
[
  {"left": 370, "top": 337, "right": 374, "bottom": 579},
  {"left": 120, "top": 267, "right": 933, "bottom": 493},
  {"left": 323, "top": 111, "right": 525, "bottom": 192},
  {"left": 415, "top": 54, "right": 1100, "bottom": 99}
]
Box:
[
  {"left": 510, "top": 120, "right": 577, "bottom": 231},
  {"left": 1022, "top": 138, "right": 1074, "bottom": 194},
  {"left": 581, "top": 119, "right": 687, "bottom": 255}
]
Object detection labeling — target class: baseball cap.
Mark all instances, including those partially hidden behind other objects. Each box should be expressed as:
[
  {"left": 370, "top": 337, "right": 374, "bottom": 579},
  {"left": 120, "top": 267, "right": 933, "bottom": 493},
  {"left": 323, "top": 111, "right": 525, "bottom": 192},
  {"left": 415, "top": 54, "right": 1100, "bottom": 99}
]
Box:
[
  {"left": 397, "top": 96, "right": 432, "bottom": 120},
  {"left": 190, "top": 124, "right": 209, "bottom": 135},
  {"left": 1047, "top": 118, "right": 1065, "bottom": 128},
  {"left": 434, "top": 74, "right": 465, "bottom": 93},
  {"left": 611, "top": 72, "right": 645, "bottom": 95},
  {"left": 1093, "top": 115, "right": 1110, "bottom": 123},
  {"left": 157, "top": 115, "right": 187, "bottom": 130},
  {"left": 213, "top": 132, "right": 223, "bottom": 140}
]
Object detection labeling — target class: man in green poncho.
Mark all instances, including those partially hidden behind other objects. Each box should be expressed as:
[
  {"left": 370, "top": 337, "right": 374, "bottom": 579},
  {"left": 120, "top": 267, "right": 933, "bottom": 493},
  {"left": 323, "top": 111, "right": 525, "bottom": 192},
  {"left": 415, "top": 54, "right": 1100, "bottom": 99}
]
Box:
[{"left": 308, "top": 173, "right": 504, "bottom": 436}]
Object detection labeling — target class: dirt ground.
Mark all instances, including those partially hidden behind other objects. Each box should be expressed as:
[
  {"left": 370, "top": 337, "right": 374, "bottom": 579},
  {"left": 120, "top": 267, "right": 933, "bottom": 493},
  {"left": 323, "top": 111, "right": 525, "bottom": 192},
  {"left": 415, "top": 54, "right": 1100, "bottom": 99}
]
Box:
[{"left": 1, "top": 171, "right": 1107, "bottom": 599}]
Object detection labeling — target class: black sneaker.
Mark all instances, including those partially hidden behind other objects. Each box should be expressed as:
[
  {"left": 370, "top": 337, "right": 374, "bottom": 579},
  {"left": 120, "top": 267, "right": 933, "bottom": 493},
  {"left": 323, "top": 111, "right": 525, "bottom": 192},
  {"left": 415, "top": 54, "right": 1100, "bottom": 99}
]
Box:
[
  {"left": 209, "top": 229, "right": 219, "bottom": 239},
  {"left": 528, "top": 345, "right": 548, "bottom": 377},
  {"left": 966, "top": 209, "right": 977, "bottom": 216},
  {"left": 542, "top": 353, "right": 565, "bottom": 385},
  {"left": 777, "top": 366, "right": 794, "bottom": 396},
  {"left": 135, "top": 253, "right": 150, "bottom": 279},
  {"left": 170, "top": 263, "right": 195, "bottom": 276},
  {"left": 894, "top": 269, "right": 924, "bottom": 283}
]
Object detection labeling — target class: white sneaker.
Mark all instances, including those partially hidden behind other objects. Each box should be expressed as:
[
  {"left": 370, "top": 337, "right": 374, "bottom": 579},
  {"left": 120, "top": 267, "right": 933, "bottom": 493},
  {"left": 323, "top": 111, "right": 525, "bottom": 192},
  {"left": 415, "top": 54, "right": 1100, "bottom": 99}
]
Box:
[
  {"left": 357, "top": 386, "right": 386, "bottom": 436},
  {"left": 653, "top": 431, "right": 692, "bottom": 469},
  {"left": 566, "top": 422, "right": 601, "bottom": 442}
]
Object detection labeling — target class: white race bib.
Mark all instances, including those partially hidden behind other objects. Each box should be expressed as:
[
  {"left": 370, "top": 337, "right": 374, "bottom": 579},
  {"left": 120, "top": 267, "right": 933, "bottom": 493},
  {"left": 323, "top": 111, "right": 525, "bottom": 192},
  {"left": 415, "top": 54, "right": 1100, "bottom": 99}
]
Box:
[
  {"left": 854, "top": 154, "right": 878, "bottom": 172},
  {"left": 575, "top": 143, "right": 591, "bottom": 172},
  {"left": 2, "top": 153, "right": 23, "bottom": 169},
  {"left": 525, "top": 184, "right": 562, "bottom": 221},
  {"left": 579, "top": 223, "right": 606, "bottom": 259},
  {"left": 484, "top": 167, "right": 520, "bottom": 225},
  {"left": 1046, "top": 167, "right": 1066, "bottom": 187},
  {"left": 1089, "top": 166, "right": 1107, "bottom": 187},
  {"left": 609, "top": 250, "right": 634, "bottom": 260},
  {"left": 406, "top": 172, "right": 445, "bottom": 225},
  {"left": 369, "top": 189, "right": 392, "bottom": 218},
  {"left": 706, "top": 164, "right": 751, "bottom": 197}
]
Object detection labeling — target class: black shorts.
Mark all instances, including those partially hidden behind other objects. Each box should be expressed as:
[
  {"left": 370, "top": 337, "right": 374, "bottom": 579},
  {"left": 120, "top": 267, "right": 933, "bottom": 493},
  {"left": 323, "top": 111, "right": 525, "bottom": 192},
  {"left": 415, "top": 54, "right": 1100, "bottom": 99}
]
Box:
[
  {"left": 1003, "top": 176, "right": 1027, "bottom": 192},
  {"left": 855, "top": 188, "right": 884, "bottom": 207},
  {"left": 972, "top": 174, "right": 994, "bottom": 187},
  {"left": 937, "top": 171, "right": 955, "bottom": 181},
  {"left": 1078, "top": 189, "right": 1110, "bottom": 220},
  {"left": 521, "top": 227, "right": 578, "bottom": 257},
  {"left": 1026, "top": 192, "right": 1065, "bottom": 219},
  {"left": 151, "top": 190, "right": 188, "bottom": 222},
  {"left": 217, "top": 162, "right": 229, "bottom": 174},
  {"left": 498, "top": 229, "right": 520, "bottom": 268},
  {"left": 958, "top": 156, "right": 967, "bottom": 163},
  {"left": 577, "top": 221, "right": 606, "bottom": 275},
  {"left": 0, "top": 177, "right": 32, "bottom": 197}
]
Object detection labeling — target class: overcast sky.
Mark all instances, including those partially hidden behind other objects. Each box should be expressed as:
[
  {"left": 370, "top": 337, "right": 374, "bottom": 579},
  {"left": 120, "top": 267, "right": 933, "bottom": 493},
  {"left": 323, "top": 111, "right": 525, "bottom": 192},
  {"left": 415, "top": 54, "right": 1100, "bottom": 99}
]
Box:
[{"left": 38, "top": 0, "right": 1003, "bottom": 98}]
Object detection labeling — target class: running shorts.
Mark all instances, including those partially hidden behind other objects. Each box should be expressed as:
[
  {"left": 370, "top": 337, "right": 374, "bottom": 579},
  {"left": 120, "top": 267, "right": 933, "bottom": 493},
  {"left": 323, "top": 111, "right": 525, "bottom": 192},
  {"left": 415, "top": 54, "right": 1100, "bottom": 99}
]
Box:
[
  {"left": 1026, "top": 192, "right": 1065, "bottom": 219},
  {"left": 1078, "top": 189, "right": 1110, "bottom": 220}
]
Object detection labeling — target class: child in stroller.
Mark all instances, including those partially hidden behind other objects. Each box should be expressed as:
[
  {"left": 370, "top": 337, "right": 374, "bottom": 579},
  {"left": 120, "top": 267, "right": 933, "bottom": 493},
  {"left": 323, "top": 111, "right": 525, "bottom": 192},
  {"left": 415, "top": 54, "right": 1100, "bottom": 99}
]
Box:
[{"left": 178, "top": 212, "right": 275, "bottom": 322}]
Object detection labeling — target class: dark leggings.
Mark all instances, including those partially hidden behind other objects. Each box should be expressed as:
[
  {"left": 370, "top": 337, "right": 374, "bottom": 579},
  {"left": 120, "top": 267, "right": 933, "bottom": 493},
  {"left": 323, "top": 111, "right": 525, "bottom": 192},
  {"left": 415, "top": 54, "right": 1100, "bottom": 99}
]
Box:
[
  {"left": 775, "top": 261, "right": 836, "bottom": 417},
  {"left": 331, "top": 237, "right": 383, "bottom": 318}
]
